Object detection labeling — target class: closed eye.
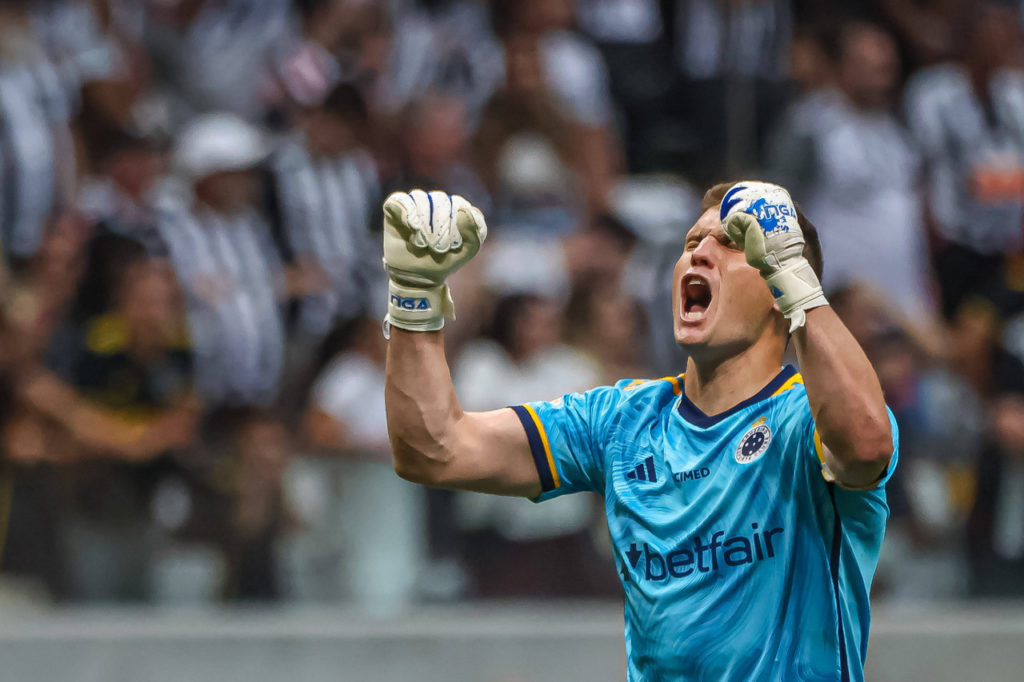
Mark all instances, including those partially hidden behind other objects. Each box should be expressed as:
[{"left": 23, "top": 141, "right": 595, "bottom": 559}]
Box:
[{"left": 718, "top": 234, "right": 741, "bottom": 250}]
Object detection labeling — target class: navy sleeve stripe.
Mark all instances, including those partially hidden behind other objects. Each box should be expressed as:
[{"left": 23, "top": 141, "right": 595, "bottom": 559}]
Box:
[{"left": 511, "top": 405, "right": 557, "bottom": 492}]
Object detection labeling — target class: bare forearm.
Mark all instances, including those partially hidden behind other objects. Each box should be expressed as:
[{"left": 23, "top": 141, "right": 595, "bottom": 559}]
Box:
[
  {"left": 385, "top": 328, "right": 464, "bottom": 480},
  {"left": 793, "top": 307, "right": 892, "bottom": 482}
]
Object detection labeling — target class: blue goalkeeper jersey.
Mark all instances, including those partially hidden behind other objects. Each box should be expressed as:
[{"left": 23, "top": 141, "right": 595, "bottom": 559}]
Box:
[{"left": 510, "top": 365, "right": 898, "bottom": 682}]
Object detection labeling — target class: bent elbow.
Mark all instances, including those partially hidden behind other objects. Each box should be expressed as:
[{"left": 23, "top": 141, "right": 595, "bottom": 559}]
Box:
[
  {"left": 849, "top": 419, "right": 894, "bottom": 469},
  {"left": 393, "top": 454, "right": 430, "bottom": 485},
  {"left": 390, "top": 438, "right": 446, "bottom": 487}
]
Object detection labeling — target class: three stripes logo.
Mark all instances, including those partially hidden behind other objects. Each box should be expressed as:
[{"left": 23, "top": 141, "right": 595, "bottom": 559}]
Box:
[{"left": 626, "top": 456, "right": 657, "bottom": 483}]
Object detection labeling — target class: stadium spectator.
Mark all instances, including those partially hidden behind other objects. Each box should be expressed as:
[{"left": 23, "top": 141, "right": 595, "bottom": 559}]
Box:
[
  {"left": 831, "top": 284, "right": 981, "bottom": 600},
  {"left": 453, "top": 293, "right": 617, "bottom": 597},
  {"left": 575, "top": 0, "right": 676, "bottom": 174},
  {"left": 221, "top": 407, "right": 292, "bottom": 601},
  {"left": 565, "top": 277, "right": 649, "bottom": 385},
  {"left": 3, "top": 0, "right": 1024, "bottom": 611},
  {"left": 2, "top": 216, "right": 90, "bottom": 371},
  {"left": 78, "top": 129, "right": 166, "bottom": 256},
  {"left": 71, "top": 128, "right": 170, "bottom": 323},
  {"left": 301, "top": 316, "right": 426, "bottom": 611},
  {"left": 768, "top": 21, "right": 937, "bottom": 328},
  {"left": 0, "top": 0, "right": 75, "bottom": 263},
  {"left": 157, "top": 113, "right": 285, "bottom": 408},
  {"left": 16, "top": 258, "right": 198, "bottom": 600},
  {"left": 422, "top": 0, "right": 505, "bottom": 117},
  {"left": 966, "top": 353, "right": 1024, "bottom": 596},
  {"left": 392, "top": 93, "right": 491, "bottom": 214},
  {"left": 609, "top": 175, "right": 701, "bottom": 376},
  {"left": 272, "top": 83, "right": 381, "bottom": 338},
  {"left": 490, "top": 0, "right": 621, "bottom": 212},
  {"left": 330, "top": 0, "right": 441, "bottom": 119},
  {"left": 904, "top": 1, "right": 1024, "bottom": 318},
  {"left": 142, "top": 0, "right": 297, "bottom": 125},
  {"left": 270, "top": 81, "right": 384, "bottom": 414},
  {"left": 671, "top": 0, "right": 794, "bottom": 180},
  {"left": 474, "top": 83, "right": 585, "bottom": 236},
  {"left": 881, "top": 0, "right": 974, "bottom": 68}
]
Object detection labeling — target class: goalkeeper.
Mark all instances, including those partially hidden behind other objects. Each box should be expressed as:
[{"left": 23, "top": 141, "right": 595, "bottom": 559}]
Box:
[{"left": 383, "top": 183, "right": 896, "bottom": 681}]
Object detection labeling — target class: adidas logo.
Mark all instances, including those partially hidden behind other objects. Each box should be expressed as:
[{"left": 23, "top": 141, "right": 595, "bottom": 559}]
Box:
[{"left": 626, "top": 456, "right": 657, "bottom": 483}]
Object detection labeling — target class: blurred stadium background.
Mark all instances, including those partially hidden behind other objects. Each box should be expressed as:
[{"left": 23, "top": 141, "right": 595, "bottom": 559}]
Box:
[{"left": 2, "top": 0, "right": 1024, "bottom": 680}]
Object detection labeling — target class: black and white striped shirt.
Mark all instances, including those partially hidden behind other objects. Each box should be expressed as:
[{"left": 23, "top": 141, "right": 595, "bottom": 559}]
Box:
[
  {"left": 905, "top": 65, "right": 1024, "bottom": 253},
  {"left": 143, "top": 0, "right": 296, "bottom": 122},
  {"left": 674, "top": 0, "right": 791, "bottom": 80},
  {"left": 271, "top": 138, "right": 382, "bottom": 337},
  {"left": 0, "top": 45, "right": 69, "bottom": 259},
  {"left": 156, "top": 195, "right": 285, "bottom": 407}
]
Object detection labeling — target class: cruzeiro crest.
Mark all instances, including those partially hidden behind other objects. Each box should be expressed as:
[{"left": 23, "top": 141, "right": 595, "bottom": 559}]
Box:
[{"left": 735, "top": 417, "right": 772, "bottom": 464}]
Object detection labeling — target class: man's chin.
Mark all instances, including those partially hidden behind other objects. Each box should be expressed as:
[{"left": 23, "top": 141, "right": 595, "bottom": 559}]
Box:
[{"left": 674, "top": 325, "right": 712, "bottom": 349}]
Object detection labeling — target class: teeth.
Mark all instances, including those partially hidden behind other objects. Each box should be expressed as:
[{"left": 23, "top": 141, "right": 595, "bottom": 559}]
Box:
[
  {"left": 687, "top": 277, "right": 704, "bottom": 286},
  {"left": 684, "top": 310, "right": 705, "bottom": 320}
]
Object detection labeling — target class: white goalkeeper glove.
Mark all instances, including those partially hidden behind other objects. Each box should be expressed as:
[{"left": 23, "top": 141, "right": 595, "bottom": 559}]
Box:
[
  {"left": 719, "top": 181, "right": 828, "bottom": 332},
  {"left": 382, "top": 189, "right": 487, "bottom": 332}
]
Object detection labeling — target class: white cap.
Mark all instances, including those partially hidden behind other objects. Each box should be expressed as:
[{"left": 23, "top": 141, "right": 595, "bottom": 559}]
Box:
[{"left": 172, "top": 113, "right": 267, "bottom": 182}]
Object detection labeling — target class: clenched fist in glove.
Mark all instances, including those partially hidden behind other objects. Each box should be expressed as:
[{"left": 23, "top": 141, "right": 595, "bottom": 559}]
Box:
[
  {"left": 382, "top": 190, "right": 487, "bottom": 332},
  {"left": 719, "top": 182, "right": 828, "bottom": 332}
]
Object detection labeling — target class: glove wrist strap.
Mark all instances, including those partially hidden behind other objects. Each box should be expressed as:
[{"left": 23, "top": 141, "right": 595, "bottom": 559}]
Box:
[
  {"left": 765, "top": 258, "right": 828, "bottom": 332},
  {"left": 387, "top": 280, "right": 454, "bottom": 332}
]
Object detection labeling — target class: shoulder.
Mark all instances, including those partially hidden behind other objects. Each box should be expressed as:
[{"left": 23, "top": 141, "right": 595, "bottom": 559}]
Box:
[
  {"left": 783, "top": 89, "right": 852, "bottom": 141},
  {"left": 347, "top": 148, "right": 378, "bottom": 177},
  {"left": 905, "top": 63, "right": 967, "bottom": 107},
  {"left": 790, "top": 89, "right": 844, "bottom": 121},
  {"left": 538, "top": 30, "right": 609, "bottom": 97},
  {"left": 533, "top": 375, "right": 681, "bottom": 419},
  {"left": 271, "top": 135, "right": 310, "bottom": 171},
  {"left": 991, "top": 68, "right": 1024, "bottom": 103},
  {"left": 607, "top": 375, "right": 684, "bottom": 415}
]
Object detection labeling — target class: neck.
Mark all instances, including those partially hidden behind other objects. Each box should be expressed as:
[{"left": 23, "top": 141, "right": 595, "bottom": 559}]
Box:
[
  {"left": 682, "top": 340, "right": 785, "bottom": 417},
  {"left": 967, "top": 60, "right": 994, "bottom": 98}
]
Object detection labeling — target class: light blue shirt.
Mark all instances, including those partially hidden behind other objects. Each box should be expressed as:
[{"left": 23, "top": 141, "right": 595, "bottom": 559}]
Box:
[{"left": 511, "top": 365, "right": 898, "bottom": 681}]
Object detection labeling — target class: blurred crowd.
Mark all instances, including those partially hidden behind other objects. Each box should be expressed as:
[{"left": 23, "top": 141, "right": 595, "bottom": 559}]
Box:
[{"left": 1, "top": 0, "right": 1024, "bottom": 608}]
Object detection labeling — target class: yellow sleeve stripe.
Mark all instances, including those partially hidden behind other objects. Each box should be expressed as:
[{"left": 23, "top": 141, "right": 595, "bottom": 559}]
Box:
[
  {"left": 623, "top": 375, "right": 684, "bottom": 395},
  {"left": 523, "top": 404, "right": 561, "bottom": 489},
  {"left": 814, "top": 428, "right": 838, "bottom": 483},
  {"left": 772, "top": 372, "right": 804, "bottom": 396}
]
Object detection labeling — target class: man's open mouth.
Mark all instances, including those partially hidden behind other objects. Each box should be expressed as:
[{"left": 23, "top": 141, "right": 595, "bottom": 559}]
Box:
[{"left": 683, "top": 274, "right": 712, "bottom": 320}]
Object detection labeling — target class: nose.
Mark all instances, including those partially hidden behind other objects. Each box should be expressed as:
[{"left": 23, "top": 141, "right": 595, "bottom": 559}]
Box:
[{"left": 691, "top": 235, "right": 717, "bottom": 268}]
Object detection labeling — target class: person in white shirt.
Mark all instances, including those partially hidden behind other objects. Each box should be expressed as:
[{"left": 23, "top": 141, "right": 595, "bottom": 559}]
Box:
[
  {"left": 452, "top": 293, "right": 617, "bottom": 596},
  {"left": 904, "top": 2, "right": 1024, "bottom": 317},
  {"left": 303, "top": 316, "right": 427, "bottom": 611},
  {"left": 769, "top": 21, "right": 935, "bottom": 329}
]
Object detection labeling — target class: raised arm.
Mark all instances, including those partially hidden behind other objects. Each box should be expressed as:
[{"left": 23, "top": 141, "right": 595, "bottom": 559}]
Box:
[
  {"left": 721, "top": 182, "right": 893, "bottom": 489},
  {"left": 386, "top": 329, "right": 540, "bottom": 496},
  {"left": 792, "top": 308, "right": 893, "bottom": 488},
  {"left": 381, "top": 190, "right": 540, "bottom": 497}
]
